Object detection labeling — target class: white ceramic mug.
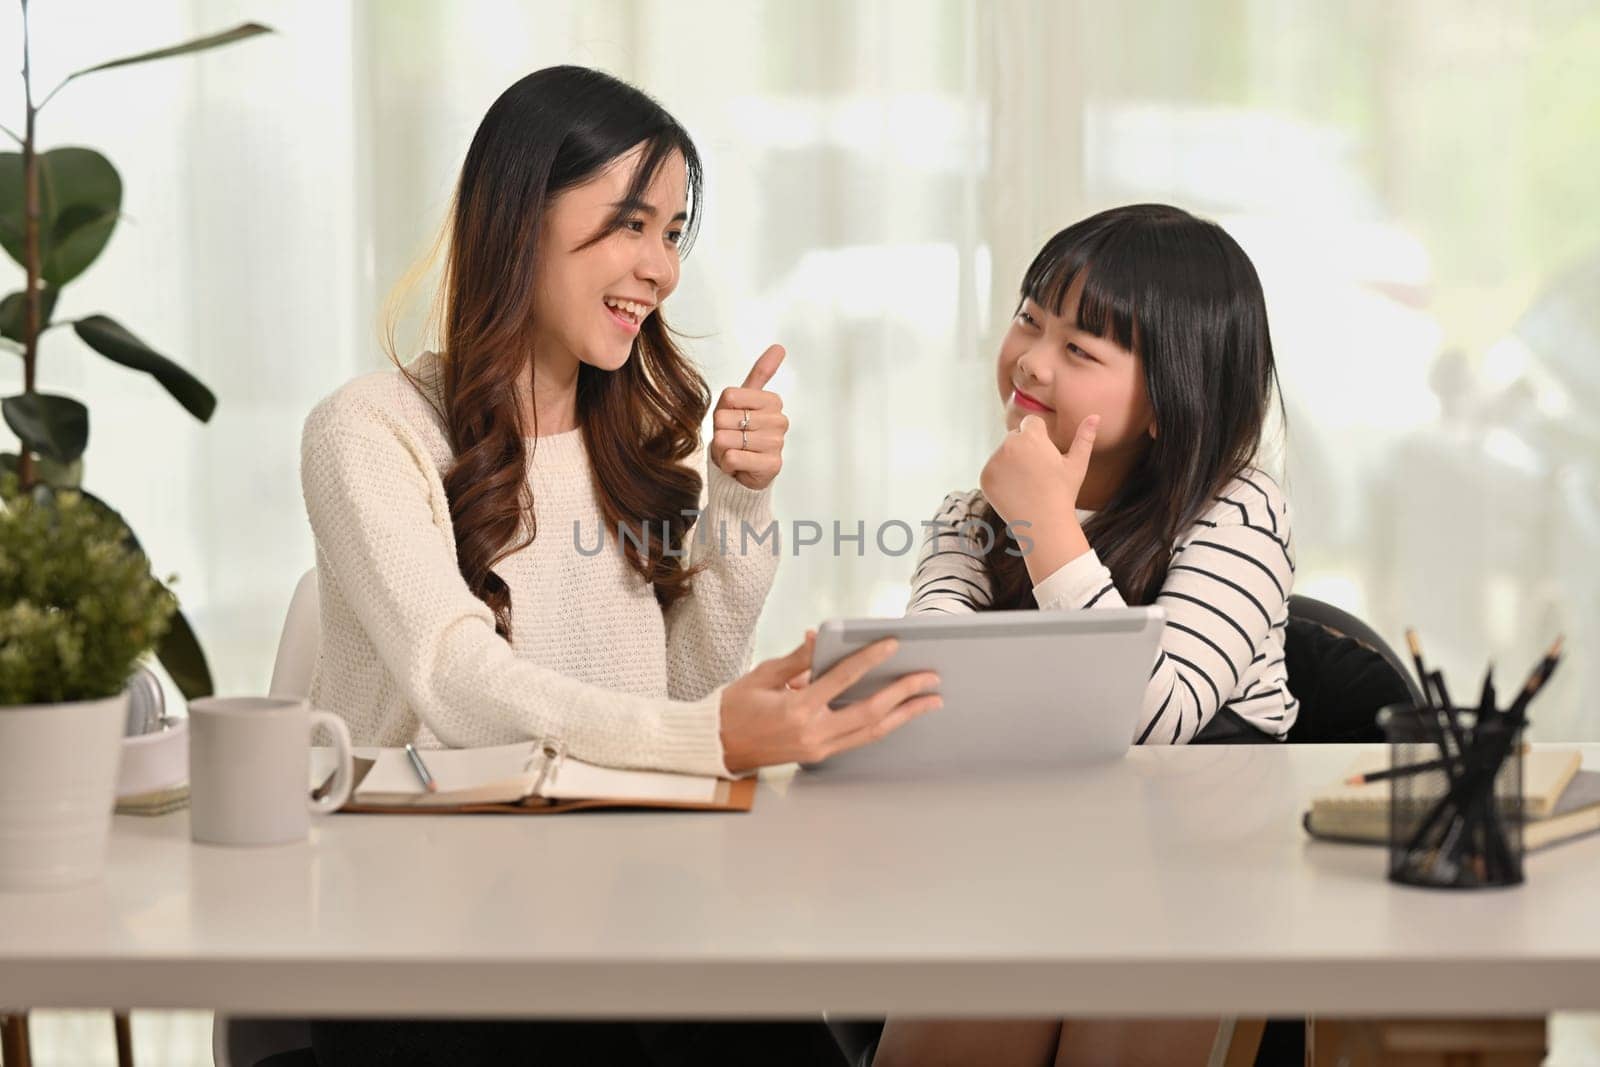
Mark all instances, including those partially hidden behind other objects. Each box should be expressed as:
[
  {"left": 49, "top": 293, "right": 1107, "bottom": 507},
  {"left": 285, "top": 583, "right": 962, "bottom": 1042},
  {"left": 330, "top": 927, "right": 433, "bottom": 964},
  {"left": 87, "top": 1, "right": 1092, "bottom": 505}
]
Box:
[{"left": 188, "top": 696, "right": 354, "bottom": 846}]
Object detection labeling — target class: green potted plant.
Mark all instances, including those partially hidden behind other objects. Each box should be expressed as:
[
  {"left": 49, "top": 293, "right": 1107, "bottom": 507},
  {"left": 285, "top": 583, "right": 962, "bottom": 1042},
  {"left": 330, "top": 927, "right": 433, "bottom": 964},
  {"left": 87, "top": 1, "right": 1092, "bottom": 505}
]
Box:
[
  {"left": 0, "top": 477, "right": 176, "bottom": 888},
  {"left": 1, "top": 1, "right": 272, "bottom": 700},
  {"left": 0, "top": 5, "right": 273, "bottom": 890}
]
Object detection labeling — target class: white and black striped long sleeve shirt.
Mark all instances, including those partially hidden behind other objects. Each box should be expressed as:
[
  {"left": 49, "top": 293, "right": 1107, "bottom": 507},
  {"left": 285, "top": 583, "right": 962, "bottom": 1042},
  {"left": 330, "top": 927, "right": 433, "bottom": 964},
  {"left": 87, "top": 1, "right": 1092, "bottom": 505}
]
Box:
[{"left": 905, "top": 470, "right": 1297, "bottom": 743}]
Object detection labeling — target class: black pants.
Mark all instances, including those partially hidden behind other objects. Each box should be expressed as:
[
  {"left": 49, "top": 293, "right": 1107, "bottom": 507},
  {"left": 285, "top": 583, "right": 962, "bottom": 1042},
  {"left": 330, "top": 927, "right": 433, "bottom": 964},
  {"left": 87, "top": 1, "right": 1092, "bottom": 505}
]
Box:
[{"left": 308, "top": 1018, "right": 850, "bottom": 1066}]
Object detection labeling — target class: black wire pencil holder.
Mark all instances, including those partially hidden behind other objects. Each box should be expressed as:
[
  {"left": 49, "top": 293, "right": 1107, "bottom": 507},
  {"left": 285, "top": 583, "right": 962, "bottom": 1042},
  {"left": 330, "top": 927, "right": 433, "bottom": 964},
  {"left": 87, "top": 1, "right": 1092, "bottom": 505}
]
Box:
[
  {"left": 1379, "top": 631, "right": 1562, "bottom": 890},
  {"left": 1381, "top": 705, "right": 1524, "bottom": 890}
]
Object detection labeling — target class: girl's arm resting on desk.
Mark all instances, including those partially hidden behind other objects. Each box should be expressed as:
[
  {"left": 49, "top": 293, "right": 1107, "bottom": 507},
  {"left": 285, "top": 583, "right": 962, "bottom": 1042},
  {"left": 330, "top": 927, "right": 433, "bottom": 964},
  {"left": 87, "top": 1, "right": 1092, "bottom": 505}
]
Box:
[
  {"left": 663, "top": 459, "right": 779, "bottom": 701},
  {"left": 1030, "top": 483, "right": 1296, "bottom": 744},
  {"left": 300, "top": 400, "right": 733, "bottom": 778}
]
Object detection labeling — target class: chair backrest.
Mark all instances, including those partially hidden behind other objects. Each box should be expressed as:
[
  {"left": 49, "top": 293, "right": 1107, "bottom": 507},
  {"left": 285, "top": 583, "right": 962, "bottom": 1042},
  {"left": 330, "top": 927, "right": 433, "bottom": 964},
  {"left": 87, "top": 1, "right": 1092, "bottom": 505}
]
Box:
[
  {"left": 268, "top": 567, "right": 320, "bottom": 700},
  {"left": 1283, "top": 594, "right": 1420, "bottom": 744},
  {"left": 1286, "top": 595, "right": 1426, "bottom": 707},
  {"left": 1193, "top": 596, "right": 1419, "bottom": 745}
]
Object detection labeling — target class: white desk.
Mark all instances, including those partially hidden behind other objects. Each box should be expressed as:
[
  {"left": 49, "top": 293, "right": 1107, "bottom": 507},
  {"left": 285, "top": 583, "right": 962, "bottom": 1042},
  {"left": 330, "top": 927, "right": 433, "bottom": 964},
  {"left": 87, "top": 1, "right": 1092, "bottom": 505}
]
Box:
[{"left": 2, "top": 744, "right": 1599, "bottom": 1018}]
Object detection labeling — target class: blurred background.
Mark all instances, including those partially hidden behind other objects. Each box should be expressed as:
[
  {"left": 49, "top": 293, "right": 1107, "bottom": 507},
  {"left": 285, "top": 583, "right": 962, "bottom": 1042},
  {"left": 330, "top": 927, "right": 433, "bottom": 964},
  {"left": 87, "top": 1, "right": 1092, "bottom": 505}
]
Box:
[
  {"left": 3, "top": 0, "right": 1598, "bottom": 734},
  {"left": 3, "top": 2, "right": 1599, "bottom": 1061}
]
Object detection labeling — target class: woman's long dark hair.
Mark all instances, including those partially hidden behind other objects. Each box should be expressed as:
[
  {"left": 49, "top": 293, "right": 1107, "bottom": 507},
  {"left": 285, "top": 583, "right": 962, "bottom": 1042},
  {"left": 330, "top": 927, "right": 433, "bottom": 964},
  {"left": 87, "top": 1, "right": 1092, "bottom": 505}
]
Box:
[
  {"left": 393, "top": 65, "right": 711, "bottom": 640},
  {"left": 979, "top": 203, "right": 1282, "bottom": 609}
]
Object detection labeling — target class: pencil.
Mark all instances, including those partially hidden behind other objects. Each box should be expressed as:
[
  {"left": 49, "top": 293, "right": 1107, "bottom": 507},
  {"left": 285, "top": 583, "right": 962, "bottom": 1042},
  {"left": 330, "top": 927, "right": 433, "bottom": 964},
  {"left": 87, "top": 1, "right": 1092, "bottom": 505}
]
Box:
[
  {"left": 1405, "top": 630, "right": 1463, "bottom": 778},
  {"left": 1430, "top": 668, "right": 1453, "bottom": 712},
  {"left": 1405, "top": 629, "right": 1433, "bottom": 707},
  {"left": 1506, "top": 637, "right": 1563, "bottom": 727},
  {"left": 404, "top": 742, "right": 439, "bottom": 793},
  {"left": 1345, "top": 742, "right": 1531, "bottom": 785},
  {"left": 1430, "top": 668, "right": 1468, "bottom": 753}
]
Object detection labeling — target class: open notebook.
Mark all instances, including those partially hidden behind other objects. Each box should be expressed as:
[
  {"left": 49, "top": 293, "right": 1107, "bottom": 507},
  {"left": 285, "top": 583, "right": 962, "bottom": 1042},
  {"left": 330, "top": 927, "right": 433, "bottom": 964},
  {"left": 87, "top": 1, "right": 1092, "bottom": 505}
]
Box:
[
  {"left": 1302, "top": 749, "right": 1600, "bottom": 851},
  {"left": 309, "top": 741, "right": 755, "bottom": 814}
]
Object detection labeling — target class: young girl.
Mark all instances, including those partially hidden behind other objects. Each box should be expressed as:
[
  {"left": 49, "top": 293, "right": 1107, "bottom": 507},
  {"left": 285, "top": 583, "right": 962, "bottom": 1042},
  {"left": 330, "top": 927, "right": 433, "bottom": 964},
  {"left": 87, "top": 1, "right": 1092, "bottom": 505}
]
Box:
[
  {"left": 300, "top": 65, "right": 935, "bottom": 1065},
  {"left": 907, "top": 202, "right": 1294, "bottom": 744},
  {"left": 878, "top": 203, "right": 1293, "bottom": 1066}
]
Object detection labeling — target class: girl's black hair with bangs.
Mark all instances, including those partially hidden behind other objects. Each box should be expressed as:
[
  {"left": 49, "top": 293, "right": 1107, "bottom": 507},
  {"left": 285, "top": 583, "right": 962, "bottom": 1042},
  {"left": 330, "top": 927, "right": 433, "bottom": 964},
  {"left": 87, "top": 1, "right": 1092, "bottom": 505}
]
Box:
[{"left": 977, "top": 203, "right": 1283, "bottom": 609}]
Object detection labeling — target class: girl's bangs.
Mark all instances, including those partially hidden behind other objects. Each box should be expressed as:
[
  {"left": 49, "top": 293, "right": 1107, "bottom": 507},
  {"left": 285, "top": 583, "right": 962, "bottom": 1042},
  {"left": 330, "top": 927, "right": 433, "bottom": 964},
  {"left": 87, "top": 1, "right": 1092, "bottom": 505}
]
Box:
[{"left": 1020, "top": 231, "right": 1142, "bottom": 354}]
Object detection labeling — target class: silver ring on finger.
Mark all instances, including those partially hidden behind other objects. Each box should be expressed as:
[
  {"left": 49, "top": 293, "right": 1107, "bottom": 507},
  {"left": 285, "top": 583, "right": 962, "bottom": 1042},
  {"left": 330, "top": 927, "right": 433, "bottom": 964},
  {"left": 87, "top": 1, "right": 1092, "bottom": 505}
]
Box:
[
  {"left": 738, "top": 410, "right": 751, "bottom": 430},
  {"left": 741, "top": 428, "right": 749, "bottom": 449}
]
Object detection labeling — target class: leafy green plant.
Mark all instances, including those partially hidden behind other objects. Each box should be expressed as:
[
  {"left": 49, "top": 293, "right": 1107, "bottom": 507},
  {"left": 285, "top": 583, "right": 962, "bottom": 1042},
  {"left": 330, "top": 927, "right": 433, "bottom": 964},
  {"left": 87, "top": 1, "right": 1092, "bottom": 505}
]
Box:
[
  {"left": 0, "top": 474, "right": 176, "bottom": 704},
  {"left": 0, "top": 1, "right": 272, "bottom": 700}
]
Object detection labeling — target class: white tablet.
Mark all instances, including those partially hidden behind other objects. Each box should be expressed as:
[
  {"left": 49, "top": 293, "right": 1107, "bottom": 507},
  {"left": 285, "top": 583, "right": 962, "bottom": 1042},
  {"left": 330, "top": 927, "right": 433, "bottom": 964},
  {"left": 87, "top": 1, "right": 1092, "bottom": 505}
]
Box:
[{"left": 808, "top": 607, "right": 1166, "bottom": 777}]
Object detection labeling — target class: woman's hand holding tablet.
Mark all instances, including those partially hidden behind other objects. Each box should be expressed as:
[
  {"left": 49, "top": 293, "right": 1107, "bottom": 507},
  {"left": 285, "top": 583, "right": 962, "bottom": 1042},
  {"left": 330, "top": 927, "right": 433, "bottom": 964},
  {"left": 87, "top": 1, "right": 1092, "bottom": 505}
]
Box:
[{"left": 718, "top": 632, "right": 942, "bottom": 773}]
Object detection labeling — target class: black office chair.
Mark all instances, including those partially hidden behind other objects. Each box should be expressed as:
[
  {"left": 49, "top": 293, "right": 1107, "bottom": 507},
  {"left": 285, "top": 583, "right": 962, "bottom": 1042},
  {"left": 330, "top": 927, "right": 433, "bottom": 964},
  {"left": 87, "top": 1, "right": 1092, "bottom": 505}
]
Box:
[
  {"left": 1281, "top": 594, "right": 1422, "bottom": 741},
  {"left": 1289, "top": 596, "right": 1422, "bottom": 697},
  {"left": 1191, "top": 594, "right": 1421, "bottom": 745}
]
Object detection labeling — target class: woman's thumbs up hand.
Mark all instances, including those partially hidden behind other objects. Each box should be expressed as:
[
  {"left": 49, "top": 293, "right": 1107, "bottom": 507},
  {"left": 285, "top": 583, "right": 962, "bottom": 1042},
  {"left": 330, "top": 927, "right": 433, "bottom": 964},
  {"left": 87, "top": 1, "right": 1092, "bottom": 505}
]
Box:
[{"left": 710, "top": 344, "right": 790, "bottom": 490}]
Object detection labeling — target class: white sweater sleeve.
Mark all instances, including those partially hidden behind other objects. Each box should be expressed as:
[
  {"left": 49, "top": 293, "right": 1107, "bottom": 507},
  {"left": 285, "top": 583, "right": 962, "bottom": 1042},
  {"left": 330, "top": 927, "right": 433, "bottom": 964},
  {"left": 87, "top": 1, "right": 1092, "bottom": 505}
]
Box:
[
  {"left": 1031, "top": 475, "right": 1296, "bottom": 744},
  {"left": 663, "top": 460, "right": 780, "bottom": 700},
  {"left": 299, "top": 397, "right": 732, "bottom": 777}
]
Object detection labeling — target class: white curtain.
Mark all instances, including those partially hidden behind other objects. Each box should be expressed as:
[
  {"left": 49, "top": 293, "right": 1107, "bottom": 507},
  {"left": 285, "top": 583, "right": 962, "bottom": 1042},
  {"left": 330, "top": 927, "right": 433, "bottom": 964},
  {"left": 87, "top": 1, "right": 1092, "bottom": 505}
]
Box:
[{"left": 5, "top": 0, "right": 1598, "bottom": 740}]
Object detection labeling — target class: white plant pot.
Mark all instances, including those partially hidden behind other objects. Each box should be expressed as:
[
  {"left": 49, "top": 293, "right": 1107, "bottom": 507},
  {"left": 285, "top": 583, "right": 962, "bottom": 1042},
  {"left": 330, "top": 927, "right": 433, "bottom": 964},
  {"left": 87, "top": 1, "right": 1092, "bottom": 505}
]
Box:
[{"left": 0, "top": 691, "right": 129, "bottom": 891}]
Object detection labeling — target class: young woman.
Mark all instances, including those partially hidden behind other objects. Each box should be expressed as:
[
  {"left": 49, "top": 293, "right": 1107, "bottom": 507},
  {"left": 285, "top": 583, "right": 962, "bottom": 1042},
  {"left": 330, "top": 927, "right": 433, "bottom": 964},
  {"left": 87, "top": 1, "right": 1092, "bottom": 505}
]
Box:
[
  {"left": 876, "top": 203, "right": 1293, "bottom": 1066},
  {"left": 301, "top": 65, "right": 942, "bottom": 779},
  {"left": 299, "top": 65, "right": 939, "bottom": 1065}
]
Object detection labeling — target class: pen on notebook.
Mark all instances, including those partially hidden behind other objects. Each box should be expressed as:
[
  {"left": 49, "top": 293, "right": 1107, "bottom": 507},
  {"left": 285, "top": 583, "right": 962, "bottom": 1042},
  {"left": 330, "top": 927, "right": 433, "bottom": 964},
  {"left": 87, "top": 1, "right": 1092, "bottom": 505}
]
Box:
[{"left": 404, "top": 742, "right": 438, "bottom": 793}]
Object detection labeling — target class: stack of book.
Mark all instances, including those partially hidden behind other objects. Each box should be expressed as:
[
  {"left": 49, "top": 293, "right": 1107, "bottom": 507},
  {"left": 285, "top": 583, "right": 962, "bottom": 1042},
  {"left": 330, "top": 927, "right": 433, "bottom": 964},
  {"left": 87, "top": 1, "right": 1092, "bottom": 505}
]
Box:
[{"left": 1304, "top": 748, "right": 1600, "bottom": 852}]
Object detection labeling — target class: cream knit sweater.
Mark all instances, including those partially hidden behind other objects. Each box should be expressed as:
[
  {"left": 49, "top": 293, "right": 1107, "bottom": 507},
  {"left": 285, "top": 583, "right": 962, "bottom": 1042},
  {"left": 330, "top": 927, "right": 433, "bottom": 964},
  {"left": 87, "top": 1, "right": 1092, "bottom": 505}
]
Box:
[{"left": 298, "top": 351, "right": 779, "bottom": 778}]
